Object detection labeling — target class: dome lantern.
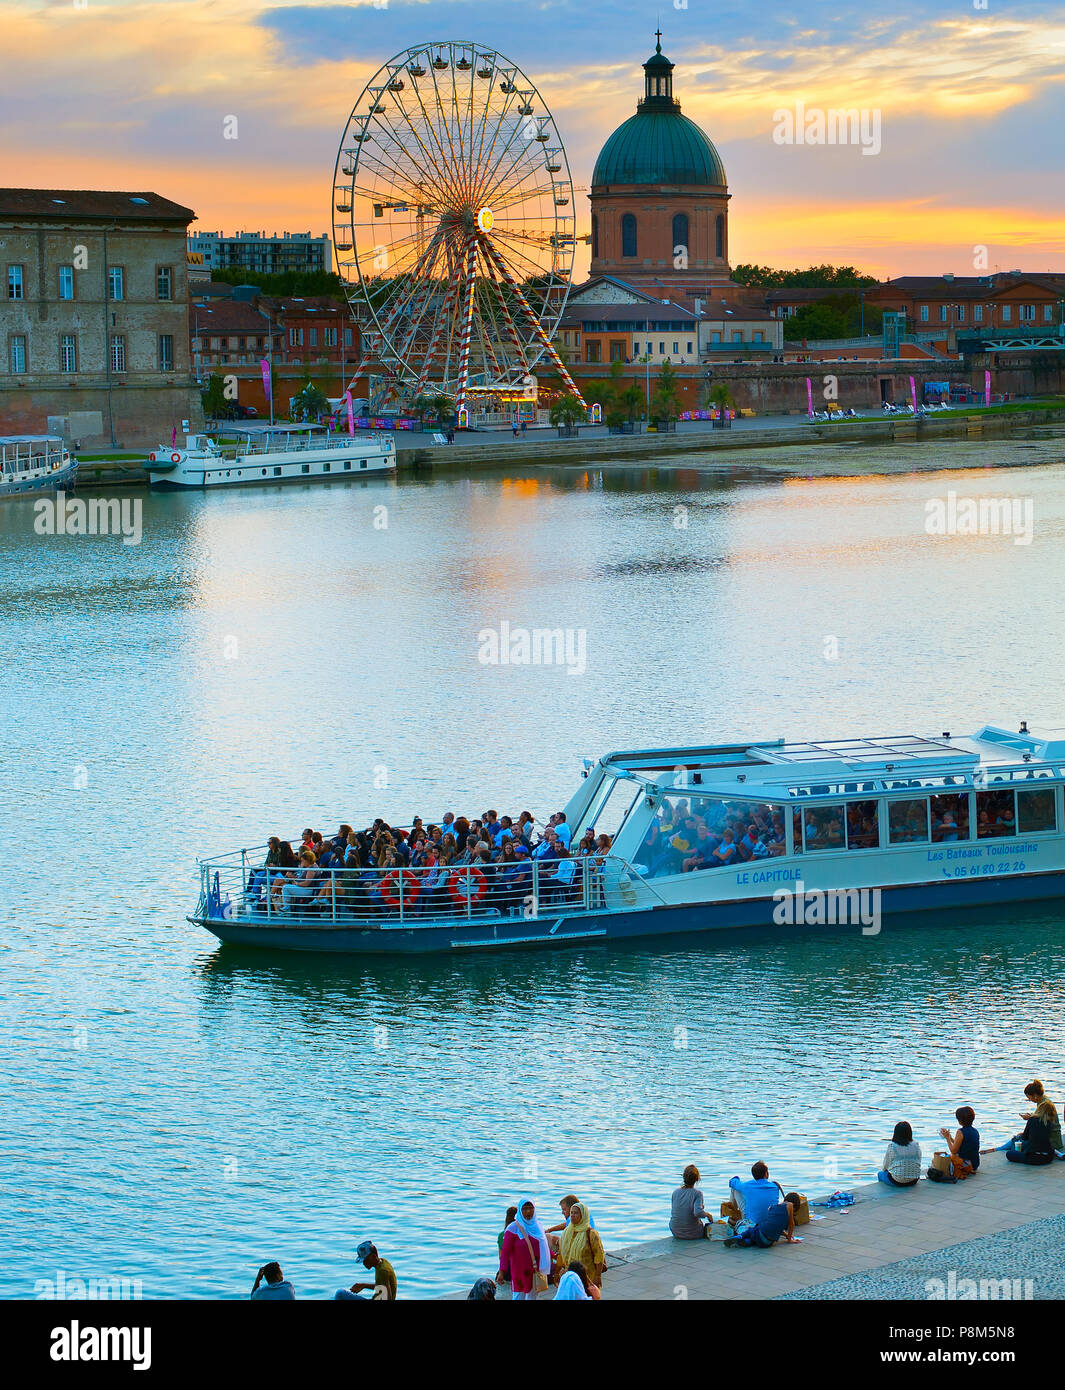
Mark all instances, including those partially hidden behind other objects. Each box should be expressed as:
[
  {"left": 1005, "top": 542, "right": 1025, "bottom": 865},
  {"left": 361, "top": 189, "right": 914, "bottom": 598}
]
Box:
[{"left": 640, "top": 29, "right": 678, "bottom": 111}]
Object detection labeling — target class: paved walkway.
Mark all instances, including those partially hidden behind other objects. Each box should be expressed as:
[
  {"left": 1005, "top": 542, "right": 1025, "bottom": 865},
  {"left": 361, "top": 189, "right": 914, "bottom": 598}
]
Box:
[{"left": 595, "top": 1156, "right": 1065, "bottom": 1300}]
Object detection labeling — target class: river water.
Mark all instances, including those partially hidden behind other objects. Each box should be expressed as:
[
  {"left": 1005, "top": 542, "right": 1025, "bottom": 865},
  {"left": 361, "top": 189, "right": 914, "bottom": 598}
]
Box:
[{"left": 3, "top": 442, "right": 1065, "bottom": 1298}]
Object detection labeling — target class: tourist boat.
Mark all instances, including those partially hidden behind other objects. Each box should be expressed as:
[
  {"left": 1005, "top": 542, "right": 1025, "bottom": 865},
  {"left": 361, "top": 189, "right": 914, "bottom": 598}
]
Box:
[
  {"left": 0, "top": 435, "right": 78, "bottom": 499},
  {"left": 190, "top": 723, "right": 1065, "bottom": 954},
  {"left": 145, "top": 426, "right": 396, "bottom": 489}
]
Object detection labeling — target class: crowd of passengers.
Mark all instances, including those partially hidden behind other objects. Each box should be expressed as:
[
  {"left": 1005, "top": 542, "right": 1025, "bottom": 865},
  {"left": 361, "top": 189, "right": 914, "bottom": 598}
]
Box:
[
  {"left": 245, "top": 811, "right": 615, "bottom": 917},
  {"left": 635, "top": 798, "right": 787, "bottom": 878}
]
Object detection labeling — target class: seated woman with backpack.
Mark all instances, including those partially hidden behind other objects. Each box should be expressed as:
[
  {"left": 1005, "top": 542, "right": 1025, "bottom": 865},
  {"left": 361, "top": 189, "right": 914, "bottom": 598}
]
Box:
[{"left": 983, "top": 1081, "right": 1061, "bottom": 1165}]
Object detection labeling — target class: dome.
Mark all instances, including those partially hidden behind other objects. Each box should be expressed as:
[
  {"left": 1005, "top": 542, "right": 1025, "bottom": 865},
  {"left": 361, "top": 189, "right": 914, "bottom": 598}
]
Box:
[{"left": 592, "top": 110, "right": 727, "bottom": 188}]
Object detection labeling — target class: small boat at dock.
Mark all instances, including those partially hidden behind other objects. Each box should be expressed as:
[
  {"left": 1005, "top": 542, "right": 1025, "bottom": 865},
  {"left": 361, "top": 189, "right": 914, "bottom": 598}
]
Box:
[
  {"left": 0, "top": 435, "right": 78, "bottom": 499},
  {"left": 146, "top": 425, "right": 395, "bottom": 489},
  {"left": 191, "top": 722, "right": 1065, "bottom": 954}
]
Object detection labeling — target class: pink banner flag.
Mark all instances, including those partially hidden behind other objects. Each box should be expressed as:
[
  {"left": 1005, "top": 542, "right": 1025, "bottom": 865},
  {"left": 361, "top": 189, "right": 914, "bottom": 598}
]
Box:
[
  {"left": 344, "top": 390, "right": 355, "bottom": 435},
  {"left": 909, "top": 375, "right": 917, "bottom": 413},
  {"left": 806, "top": 377, "right": 813, "bottom": 417},
  {"left": 260, "top": 358, "right": 272, "bottom": 399},
  {"left": 985, "top": 369, "right": 992, "bottom": 407}
]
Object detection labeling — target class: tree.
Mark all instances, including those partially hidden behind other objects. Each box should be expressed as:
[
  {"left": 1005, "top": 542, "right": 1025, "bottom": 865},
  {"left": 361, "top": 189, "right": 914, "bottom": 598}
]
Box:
[
  {"left": 201, "top": 373, "right": 229, "bottom": 421},
  {"left": 411, "top": 392, "right": 454, "bottom": 424},
  {"left": 732, "top": 263, "right": 878, "bottom": 289},
  {"left": 291, "top": 381, "right": 330, "bottom": 422},
  {"left": 211, "top": 267, "right": 348, "bottom": 300},
  {"left": 650, "top": 360, "right": 683, "bottom": 422},
  {"left": 707, "top": 380, "right": 735, "bottom": 414},
  {"left": 549, "top": 393, "right": 586, "bottom": 427}
]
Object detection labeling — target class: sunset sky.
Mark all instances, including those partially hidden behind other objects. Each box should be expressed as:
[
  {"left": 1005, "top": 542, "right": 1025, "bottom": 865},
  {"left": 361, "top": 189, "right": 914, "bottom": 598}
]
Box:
[{"left": 3, "top": 0, "right": 1064, "bottom": 279}]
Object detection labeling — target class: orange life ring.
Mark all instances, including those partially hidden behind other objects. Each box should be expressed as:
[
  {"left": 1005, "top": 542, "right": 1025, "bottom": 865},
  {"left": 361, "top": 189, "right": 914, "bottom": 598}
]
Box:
[
  {"left": 448, "top": 865, "right": 487, "bottom": 905},
  {"left": 379, "top": 869, "right": 419, "bottom": 908},
  {"left": 171, "top": 451, "right": 181, "bottom": 463},
  {"left": 148, "top": 452, "right": 156, "bottom": 462}
]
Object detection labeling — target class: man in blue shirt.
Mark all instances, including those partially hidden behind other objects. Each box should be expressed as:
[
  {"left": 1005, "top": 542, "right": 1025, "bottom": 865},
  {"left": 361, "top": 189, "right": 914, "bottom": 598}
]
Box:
[{"left": 726, "top": 1161, "right": 781, "bottom": 1233}]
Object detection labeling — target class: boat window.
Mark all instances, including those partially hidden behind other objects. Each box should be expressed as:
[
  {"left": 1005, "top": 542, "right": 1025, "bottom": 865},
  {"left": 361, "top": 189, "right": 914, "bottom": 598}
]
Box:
[
  {"left": 801, "top": 804, "right": 846, "bottom": 851},
  {"left": 792, "top": 808, "right": 803, "bottom": 855},
  {"left": 636, "top": 795, "right": 785, "bottom": 873},
  {"left": 274, "top": 466, "right": 282, "bottom": 475},
  {"left": 1017, "top": 788, "right": 1056, "bottom": 833},
  {"left": 976, "top": 789, "right": 1015, "bottom": 838},
  {"left": 301, "top": 463, "right": 310, "bottom": 473},
  {"left": 581, "top": 776, "right": 642, "bottom": 842},
  {"left": 888, "top": 798, "right": 929, "bottom": 844},
  {"left": 931, "top": 792, "right": 969, "bottom": 842},
  {"left": 844, "top": 800, "right": 879, "bottom": 849}
]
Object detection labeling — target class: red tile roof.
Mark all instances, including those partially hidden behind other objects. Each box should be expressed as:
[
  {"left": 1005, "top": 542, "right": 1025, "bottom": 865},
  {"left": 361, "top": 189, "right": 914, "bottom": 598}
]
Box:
[{"left": 0, "top": 188, "right": 195, "bottom": 223}]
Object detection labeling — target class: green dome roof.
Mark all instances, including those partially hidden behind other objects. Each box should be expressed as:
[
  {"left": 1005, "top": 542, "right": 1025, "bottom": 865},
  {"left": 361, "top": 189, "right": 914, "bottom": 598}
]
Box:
[{"left": 592, "top": 109, "right": 727, "bottom": 188}]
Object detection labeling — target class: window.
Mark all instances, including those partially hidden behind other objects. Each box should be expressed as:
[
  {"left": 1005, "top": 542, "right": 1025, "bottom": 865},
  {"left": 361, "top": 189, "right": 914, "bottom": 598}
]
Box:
[
  {"left": 672, "top": 213, "right": 688, "bottom": 256},
  {"left": 309, "top": 327, "right": 318, "bottom": 347},
  {"left": 732, "top": 330, "right": 742, "bottom": 343},
  {"left": 621, "top": 213, "right": 637, "bottom": 258},
  {"left": 686, "top": 340, "right": 693, "bottom": 353},
  {"left": 584, "top": 341, "right": 601, "bottom": 363},
  {"left": 844, "top": 800, "right": 879, "bottom": 849},
  {"left": 156, "top": 266, "right": 173, "bottom": 300},
  {"left": 609, "top": 340, "right": 625, "bottom": 362},
  {"left": 956, "top": 305, "right": 965, "bottom": 322},
  {"left": 715, "top": 214, "right": 724, "bottom": 259},
  {"left": 658, "top": 342, "right": 664, "bottom": 354},
  {"left": 59, "top": 265, "right": 74, "bottom": 300},
  {"left": 1001, "top": 305, "right": 1011, "bottom": 322},
  {"left": 1045, "top": 305, "right": 1054, "bottom": 322},
  {"left": 1017, "top": 788, "right": 1056, "bottom": 833},
  {"left": 920, "top": 305, "right": 929, "bottom": 322},
  {"left": 344, "top": 327, "right": 353, "bottom": 346},
  {"left": 930, "top": 792, "right": 969, "bottom": 842},
  {"left": 792, "top": 808, "right": 804, "bottom": 855},
  {"left": 802, "top": 805, "right": 846, "bottom": 852},
  {"left": 711, "top": 330, "right": 721, "bottom": 344},
  {"left": 670, "top": 341, "right": 678, "bottom": 354},
  {"left": 60, "top": 334, "right": 77, "bottom": 372},
  {"left": 109, "top": 266, "right": 125, "bottom": 300},
  {"left": 591, "top": 213, "right": 598, "bottom": 259},
  {"left": 289, "top": 327, "right": 303, "bottom": 347},
  {"left": 753, "top": 330, "right": 764, "bottom": 342},
  {"left": 324, "top": 326, "right": 337, "bottom": 347},
  {"left": 158, "top": 334, "right": 174, "bottom": 371},
  {"left": 976, "top": 789, "right": 1015, "bottom": 838},
  {"left": 8, "top": 265, "right": 24, "bottom": 299},
  {"left": 1019, "top": 304, "right": 1035, "bottom": 322},
  {"left": 110, "top": 335, "right": 126, "bottom": 373},
  {"left": 888, "top": 798, "right": 929, "bottom": 845},
  {"left": 10, "top": 335, "right": 26, "bottom": 373},
  {"left": 974, "top": 304, "right": 983, "bottom": 323}
]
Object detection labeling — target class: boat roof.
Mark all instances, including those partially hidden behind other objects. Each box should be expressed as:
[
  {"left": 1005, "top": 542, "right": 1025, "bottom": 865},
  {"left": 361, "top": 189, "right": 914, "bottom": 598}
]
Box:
[
  {"left": 595, "top": 724, "right": 1065, "bottom": 799},
  {"left": 227, "top": 424, "right": 325, "bottom": 434},
  {"left": 0, "top": 434, "right": 64, "bottom": 444}
]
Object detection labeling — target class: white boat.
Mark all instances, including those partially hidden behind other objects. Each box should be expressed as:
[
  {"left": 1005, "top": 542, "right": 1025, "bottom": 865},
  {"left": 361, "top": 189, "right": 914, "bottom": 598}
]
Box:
[
  {"left": 0, "top": 435, "right": 78, "bottom": 499},
  {"left": 145, "top": 425, "right": 396, "bottom": 489},
  {"left": 191, "top": 721, "right": 1065, "bottom": 954}
]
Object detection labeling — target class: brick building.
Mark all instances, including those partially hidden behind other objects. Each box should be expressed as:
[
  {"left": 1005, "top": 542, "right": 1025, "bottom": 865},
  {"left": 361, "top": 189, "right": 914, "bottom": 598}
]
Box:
[
  {"left": 588, "top": 35, "right": 732, "bottom": 302},
  {"left": 190, "top": 287, "right": 360, "bottom": 415},
  {"left": 0, "top": 188, "right": 202, "bottom": 446}
]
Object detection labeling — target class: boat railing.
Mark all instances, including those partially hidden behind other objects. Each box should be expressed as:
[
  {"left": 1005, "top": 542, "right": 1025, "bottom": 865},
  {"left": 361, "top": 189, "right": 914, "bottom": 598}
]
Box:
[
  {"left": 196, "top": 851, "right": 666, "bottom": 927},
  {"left": 228, "top": 433, "right": 392, "bottom": 458},
  {"left": 1, "top": 439, "right": 67, "bottom": 475}
]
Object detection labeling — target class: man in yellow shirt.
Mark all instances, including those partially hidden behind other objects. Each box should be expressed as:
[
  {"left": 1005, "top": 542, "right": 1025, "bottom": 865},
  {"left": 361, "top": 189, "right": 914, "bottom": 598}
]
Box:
[{"left": 335, "top": 1241, "right": 397, "bottom": 1301}]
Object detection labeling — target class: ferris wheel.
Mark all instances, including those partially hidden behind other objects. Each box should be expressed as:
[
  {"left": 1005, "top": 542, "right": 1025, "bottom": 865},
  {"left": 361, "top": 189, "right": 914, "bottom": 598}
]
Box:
[{"left": 332, "top": 40, "right": 586, "bottom": 412}]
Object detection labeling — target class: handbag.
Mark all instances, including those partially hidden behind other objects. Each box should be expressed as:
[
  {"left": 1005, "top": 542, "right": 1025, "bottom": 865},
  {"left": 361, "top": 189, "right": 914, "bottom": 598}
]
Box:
[{"left": 520, "top": 1228, "right": 549, "bottom": 1294}]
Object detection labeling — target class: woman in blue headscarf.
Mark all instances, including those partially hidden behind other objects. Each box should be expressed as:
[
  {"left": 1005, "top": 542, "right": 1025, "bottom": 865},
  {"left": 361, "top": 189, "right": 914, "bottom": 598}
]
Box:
[{"left": 497, "top": 1196, "right": 551, "bottom": 1300}]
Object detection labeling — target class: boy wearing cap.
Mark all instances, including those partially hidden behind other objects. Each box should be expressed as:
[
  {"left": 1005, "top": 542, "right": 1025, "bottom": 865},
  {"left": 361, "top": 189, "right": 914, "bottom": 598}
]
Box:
[{"left": 335, "top": 1242, "right": 398, "bottom": 1301}]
